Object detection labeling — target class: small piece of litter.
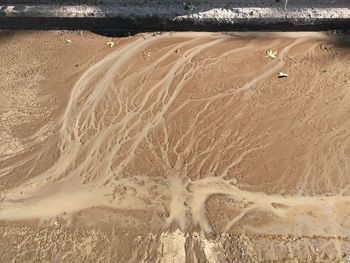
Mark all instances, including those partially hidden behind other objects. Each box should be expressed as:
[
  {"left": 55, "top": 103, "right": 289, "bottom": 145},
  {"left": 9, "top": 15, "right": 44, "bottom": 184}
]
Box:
[
  {"left": 64, "top": 39, "right": 71, "bottom": 44},
  {"left": 266, "top": 50, "right": 278, "bottom": 59},
  {"left": 106, "top": 41, "right": 115, "bottom": 48},
  {"left": 54, "top": 221, "right": 59, "bottom": 226},
  {"left": 278, "top": 72, "right": 288, "bottom": 78}
]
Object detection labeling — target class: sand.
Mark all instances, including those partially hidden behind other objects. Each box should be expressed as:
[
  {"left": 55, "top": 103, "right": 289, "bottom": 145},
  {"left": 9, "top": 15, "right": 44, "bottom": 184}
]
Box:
[{"left": 1, "top": 30, "right": 350, "bottom": 262}]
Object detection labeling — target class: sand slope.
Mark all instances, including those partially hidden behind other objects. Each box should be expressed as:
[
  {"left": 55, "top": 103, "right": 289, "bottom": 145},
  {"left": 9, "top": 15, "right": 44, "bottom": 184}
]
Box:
[{"left": 1, "top": 31, "right": 350, "bottom": 262}]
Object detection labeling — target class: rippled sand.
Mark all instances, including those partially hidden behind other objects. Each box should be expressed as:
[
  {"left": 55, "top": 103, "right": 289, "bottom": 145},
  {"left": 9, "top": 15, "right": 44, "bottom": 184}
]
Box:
[{"left": 1, "top": 31, "right": 350, "bottom": 262}]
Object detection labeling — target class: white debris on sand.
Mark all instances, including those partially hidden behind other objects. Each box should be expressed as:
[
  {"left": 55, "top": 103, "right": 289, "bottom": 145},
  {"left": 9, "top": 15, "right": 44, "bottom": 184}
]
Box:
[{"left": 278, "top": 72, "right": 288, "bottom": 78}]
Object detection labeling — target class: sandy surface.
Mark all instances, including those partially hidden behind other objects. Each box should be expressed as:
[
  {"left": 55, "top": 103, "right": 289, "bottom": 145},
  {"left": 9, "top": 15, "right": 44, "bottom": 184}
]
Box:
[{"left": 1, "top": 30, "right": 350, "bottom": 262}]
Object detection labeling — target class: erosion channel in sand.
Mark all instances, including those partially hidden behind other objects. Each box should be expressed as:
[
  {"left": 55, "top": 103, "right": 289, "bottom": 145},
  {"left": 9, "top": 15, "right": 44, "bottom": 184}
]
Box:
[{"left": 1, "top": 31, "right": 350, "bottom": 261}]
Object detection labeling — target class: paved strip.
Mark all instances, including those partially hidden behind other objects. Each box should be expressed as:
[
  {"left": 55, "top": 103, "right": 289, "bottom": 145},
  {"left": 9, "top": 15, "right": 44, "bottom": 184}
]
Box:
[{"left": 0, "top": 3, "right": 349, "bottom": 30}]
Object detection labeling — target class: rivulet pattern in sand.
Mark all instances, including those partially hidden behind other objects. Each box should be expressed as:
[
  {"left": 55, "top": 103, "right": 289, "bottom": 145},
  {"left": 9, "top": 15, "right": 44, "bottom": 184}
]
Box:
[{"left": 1, "top": 31, "right": 350, "bottom": 262}]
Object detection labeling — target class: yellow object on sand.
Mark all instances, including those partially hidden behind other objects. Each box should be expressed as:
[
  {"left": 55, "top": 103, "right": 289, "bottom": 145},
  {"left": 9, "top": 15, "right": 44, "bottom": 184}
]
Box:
[
  {"left": 266, "top": 50, "right": 278, "bottom": 59},
  {"left": 106, "top": 41, "right": 115, "bottom": 48}
]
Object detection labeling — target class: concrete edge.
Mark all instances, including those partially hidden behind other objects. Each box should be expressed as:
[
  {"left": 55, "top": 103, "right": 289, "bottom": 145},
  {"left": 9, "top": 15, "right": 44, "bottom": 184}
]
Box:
[{"left": 1, "top": 5, "right": 350, "bottom": 31}]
